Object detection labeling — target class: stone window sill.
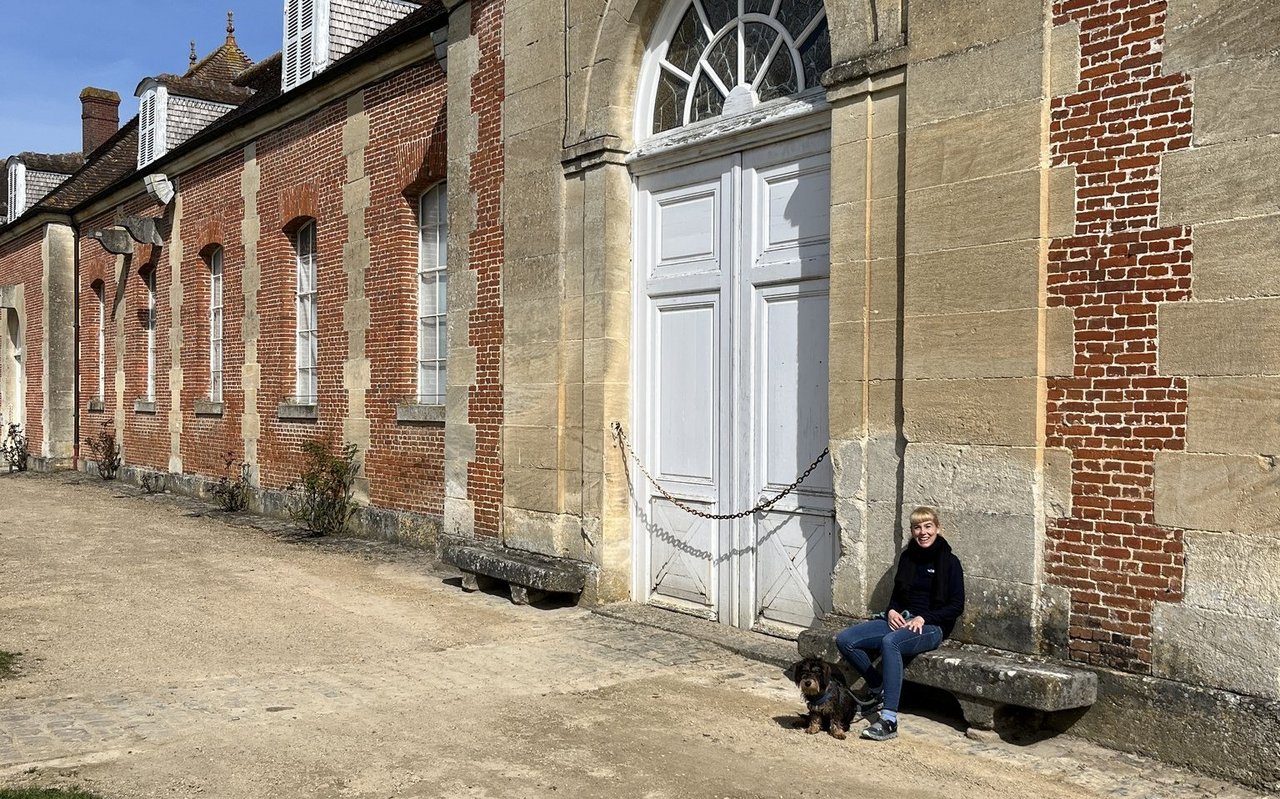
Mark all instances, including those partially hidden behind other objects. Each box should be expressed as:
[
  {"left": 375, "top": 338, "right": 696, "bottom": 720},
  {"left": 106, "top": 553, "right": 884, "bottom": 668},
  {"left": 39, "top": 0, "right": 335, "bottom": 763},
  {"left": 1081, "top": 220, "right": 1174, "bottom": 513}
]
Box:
[
  {"left": 194, "top": 399, "right": 224, "bottom": 418},
  {"left": 134, "top": 399, "right": 156, "bottom": 414},
  {"left": 277, "top": 401, "right": 318, "bottom": 421},
  {"left": 88, "top": 399, "right": 106, "bottom": 413},
  {"left": 395, "top": 402, "right": 445, "bottom": 424}
]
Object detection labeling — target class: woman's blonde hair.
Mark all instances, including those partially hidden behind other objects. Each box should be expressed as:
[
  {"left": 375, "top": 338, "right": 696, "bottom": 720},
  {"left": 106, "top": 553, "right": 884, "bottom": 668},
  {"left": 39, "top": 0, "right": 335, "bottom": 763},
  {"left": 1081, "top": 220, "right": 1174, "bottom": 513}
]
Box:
[{"left": 909, "top": 506, "right": 941, "bottom": 528}]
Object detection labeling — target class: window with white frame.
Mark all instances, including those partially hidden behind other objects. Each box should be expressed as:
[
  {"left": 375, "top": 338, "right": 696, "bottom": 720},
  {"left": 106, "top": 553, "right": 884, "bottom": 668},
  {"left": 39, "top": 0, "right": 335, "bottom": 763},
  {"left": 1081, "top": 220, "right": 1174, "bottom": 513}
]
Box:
[
  {"left": 144, "top": 269, "right": 157, "bottom": 402},
  {"left": 7, "top": 160, "right": 26, "bottom": 222},
  {"left": 209, "top": 248, "right": 224, "bottom": 402},
  {"left": 417, "top": 184, "right": 447, "bottom": 405},
  {"left": 137, "top": 86, "right": 169, "bottom": 168},
  {"left": 294, "top": 222, "right": 318, "bottom": 404},
  {"left": 94, "top": 282, "right": 105, "bottom": 402}
]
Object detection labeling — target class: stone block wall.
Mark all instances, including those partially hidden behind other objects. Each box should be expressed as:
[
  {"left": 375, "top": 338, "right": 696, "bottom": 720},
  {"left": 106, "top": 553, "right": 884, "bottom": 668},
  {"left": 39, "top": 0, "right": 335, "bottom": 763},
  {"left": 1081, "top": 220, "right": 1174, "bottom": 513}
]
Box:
[
  {"left": 442, "top": 0, "right": 507, "bottom": 540},
  {"left": 895, "top": 0, "right": 1073, "bottom": 656},
  {"left": 1147, "top": 0, "right": 1280, "bottom": 701}
]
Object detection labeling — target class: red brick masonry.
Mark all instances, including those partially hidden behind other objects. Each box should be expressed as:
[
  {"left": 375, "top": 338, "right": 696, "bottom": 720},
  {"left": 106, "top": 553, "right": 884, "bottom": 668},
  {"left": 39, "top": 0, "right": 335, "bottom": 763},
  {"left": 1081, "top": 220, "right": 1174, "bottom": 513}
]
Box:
[{"left": 1045, "top": 0, "right": 1192, "bottom": 673}]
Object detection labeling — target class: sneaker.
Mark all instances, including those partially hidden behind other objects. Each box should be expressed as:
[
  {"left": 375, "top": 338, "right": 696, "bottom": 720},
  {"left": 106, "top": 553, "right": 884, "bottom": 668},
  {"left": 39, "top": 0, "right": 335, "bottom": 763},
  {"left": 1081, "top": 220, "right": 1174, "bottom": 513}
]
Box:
[
  {"left": 860, "top": 719, "right": 898, "bottom": 741},
  {"left": 853, "top": 690, "right": 884, "bottom": 718}
]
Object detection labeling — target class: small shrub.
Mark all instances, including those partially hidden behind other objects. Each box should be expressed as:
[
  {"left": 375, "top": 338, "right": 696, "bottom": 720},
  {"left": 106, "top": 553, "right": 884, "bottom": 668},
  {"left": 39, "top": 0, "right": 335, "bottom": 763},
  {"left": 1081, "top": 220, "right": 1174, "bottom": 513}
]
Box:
[
  {"left": 1, "top": 423, "right": 29, "bottom": 472},
  {"left": 85, "top": 423, "right": 121, "bottom": 480},
  {"left": 212, "top": 451, "right": 252, "bottom": 512},
  {"left": 288, "top": 438, "right": 360, "bottom": 535},
  {"left": 139, "top": 472, "right": 165, "bottom": 494},
  {"left": 0, "top": 650, "right": 17, "bottom": 679}
]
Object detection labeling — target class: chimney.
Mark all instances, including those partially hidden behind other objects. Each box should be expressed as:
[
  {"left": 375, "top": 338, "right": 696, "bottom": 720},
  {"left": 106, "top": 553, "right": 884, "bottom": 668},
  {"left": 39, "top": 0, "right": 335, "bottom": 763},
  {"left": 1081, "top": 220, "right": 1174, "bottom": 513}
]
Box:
[{"left": 80, "top": 87, "right": 121, "bottom": 157}]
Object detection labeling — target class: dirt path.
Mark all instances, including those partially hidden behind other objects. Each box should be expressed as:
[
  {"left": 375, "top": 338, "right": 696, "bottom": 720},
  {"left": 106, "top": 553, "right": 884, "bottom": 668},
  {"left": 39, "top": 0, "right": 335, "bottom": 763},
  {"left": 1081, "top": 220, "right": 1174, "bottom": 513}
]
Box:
[{"left": 0, "top": 472, "right": 1264, "bottom": 798}]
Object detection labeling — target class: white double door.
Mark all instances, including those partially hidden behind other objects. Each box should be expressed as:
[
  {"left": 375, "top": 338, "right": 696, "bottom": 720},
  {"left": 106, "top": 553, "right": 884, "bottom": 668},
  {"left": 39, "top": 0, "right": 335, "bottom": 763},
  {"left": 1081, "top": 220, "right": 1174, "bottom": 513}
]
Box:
[{"left": 634, "top": 130, "right": 834, "bottom": 632}]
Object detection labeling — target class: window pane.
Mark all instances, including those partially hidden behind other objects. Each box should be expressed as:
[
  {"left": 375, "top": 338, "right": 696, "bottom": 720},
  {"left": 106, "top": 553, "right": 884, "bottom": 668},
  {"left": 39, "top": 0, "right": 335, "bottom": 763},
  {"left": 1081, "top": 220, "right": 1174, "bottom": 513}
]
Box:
[
  {"left": 690, "top": 71, "right": 725, "bottom": 122},
  {"left": 705, "top": 29, "right": 738, "bottom": 89},
  {"left": 799, "top": 18, "right": 830, "bottom": 89},
  {"left": 757, "top": 46, "right": 798, "bottom": 101},
  {"left": 701, "top": 0, "right": 736, "bottom": 34},
  {"left": 422, "top": 317, "right": 438, "bottom": 359},
  {"left": 436, "top": 318, "right": 447, "bottom": 360},
  {"left": 666, "top": 5, "right": 709, "bottom": 75},
  {"left": 421, "top": 272, "right": 437, "bottom": 316},
  {"left": 653, "top": 70, "right": 689, "bottom": 134},
  {"left": 743, "top": 22, "right": 779, "bottom": 83},
  {"left": 437, "top": 271, "right": 448, "bottom": 314},
  {"left": 776, "top": 0, "right": 823, "bottom": 41}
]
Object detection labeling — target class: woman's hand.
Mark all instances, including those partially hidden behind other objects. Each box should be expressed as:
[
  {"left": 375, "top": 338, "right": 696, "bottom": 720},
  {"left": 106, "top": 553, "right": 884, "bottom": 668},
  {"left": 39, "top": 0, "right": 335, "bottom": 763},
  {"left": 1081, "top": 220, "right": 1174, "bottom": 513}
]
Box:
[
  {"left": 905, "top": 616, "right": 925, "bottom": 634},
  {"left": 887, "top": 609, "right": 905, "bottom": 630}
]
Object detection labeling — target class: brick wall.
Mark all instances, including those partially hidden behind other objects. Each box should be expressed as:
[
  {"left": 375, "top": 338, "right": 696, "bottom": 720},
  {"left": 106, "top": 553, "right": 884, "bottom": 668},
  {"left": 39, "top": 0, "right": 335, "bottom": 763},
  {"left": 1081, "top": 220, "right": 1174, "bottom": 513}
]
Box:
[
  {"left": 0, "top": 230, "right": 44, "bottom": 450},
  {"left": 1045, "top": 0, "right": 1193, "bottom": 673},
  {"left": 363, "top": 62, "right": 449, "bottom": 515},
  {"left": 75, "top": 56, "right": 452, "bottom": 522},
  {"left": 82, "top": 198, "right": 170, "bottom": 471},
  {"left": 467, "top": 0, "right": 506, "bottom": 537},
  {"left": 80, "top": 211, "right": 120, "bottom": 451},
  {"left": 252, "top": 103, "right": 349, "bottom": 489},
  {"left": 177, "top": 151, "right": 247, "bottom": 478}
]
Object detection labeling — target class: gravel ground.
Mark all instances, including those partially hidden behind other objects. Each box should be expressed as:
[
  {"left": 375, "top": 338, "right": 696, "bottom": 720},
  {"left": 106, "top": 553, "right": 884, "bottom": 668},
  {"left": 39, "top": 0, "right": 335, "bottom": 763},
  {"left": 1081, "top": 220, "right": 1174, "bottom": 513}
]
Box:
[{"left": 0, "top": 471, "right": 1267, "bottom": 799}]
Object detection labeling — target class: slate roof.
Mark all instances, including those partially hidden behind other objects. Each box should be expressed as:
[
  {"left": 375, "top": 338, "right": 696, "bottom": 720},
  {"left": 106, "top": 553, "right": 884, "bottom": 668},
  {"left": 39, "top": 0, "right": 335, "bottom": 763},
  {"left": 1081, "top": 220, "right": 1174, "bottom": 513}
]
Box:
[
  {"left": 185, "top": 25, "right": 254, "bottom": 84},
  {"left": 16, "top": 152, "right": 85, "bottom": 175},
  {"left": 154, "top": 74, "right": 254, "bottom": 105},
  {"left": 39, "top": 119, "right": 139, "bottom": 213}
]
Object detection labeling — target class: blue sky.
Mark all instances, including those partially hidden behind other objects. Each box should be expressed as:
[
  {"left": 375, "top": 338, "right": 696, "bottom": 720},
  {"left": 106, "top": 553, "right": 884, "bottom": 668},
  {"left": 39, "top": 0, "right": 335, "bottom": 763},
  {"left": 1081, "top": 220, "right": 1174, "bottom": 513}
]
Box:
[{"left": 0, "top": 3, "right": 283, "bottom": 158}]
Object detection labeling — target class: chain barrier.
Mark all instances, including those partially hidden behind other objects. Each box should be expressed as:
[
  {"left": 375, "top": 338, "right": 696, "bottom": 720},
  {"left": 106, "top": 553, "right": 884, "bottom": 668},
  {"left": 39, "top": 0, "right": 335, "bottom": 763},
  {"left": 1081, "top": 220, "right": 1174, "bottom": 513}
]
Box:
[{"left": 611, "top": 421, "right": 829, "bottom": 520}]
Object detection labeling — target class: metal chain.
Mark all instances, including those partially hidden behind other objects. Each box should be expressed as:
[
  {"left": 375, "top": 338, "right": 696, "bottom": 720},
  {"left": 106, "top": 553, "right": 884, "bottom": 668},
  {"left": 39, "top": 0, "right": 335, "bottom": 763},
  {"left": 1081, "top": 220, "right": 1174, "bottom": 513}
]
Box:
[{"left": 611, "top": 421, "right": 829, "bottom": 520}]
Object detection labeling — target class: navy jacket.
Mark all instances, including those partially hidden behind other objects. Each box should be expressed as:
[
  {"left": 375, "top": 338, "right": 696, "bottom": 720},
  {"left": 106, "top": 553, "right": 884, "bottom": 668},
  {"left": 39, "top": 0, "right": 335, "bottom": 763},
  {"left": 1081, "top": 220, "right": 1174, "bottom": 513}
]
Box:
[{"left": 886, "top": 535, "right": 965, "bottom": 638}]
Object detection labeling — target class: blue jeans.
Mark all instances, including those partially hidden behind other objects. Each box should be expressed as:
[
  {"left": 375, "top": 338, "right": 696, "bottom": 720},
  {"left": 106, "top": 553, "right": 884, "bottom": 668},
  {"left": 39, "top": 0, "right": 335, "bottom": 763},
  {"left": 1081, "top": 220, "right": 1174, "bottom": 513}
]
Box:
[{"left": 834, "top": 619, "right": 943, "bottom": 712}]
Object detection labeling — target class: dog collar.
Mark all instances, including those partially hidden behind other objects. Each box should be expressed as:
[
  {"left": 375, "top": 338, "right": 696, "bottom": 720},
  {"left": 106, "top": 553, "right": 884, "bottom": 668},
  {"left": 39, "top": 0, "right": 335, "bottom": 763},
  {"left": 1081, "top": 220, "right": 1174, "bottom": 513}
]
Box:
[{"left": 810, "top": 683, "right": 839, "bottom": 707}]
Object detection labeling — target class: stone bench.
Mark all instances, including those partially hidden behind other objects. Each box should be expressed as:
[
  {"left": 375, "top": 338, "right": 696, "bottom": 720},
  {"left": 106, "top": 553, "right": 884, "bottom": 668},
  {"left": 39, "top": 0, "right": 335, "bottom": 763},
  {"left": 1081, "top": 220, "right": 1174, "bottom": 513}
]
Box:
[
  {"left": 798, "top": 614, "right": 1098, "bottom": 737},
  {"left": 441, "top": 541, "right": 591, "bottom": 605}
]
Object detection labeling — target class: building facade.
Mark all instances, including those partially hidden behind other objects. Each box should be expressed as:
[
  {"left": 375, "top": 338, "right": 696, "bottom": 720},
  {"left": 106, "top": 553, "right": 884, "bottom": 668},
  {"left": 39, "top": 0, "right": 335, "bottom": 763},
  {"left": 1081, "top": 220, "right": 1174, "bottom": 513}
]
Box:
[{"left": 1, "top": 0, "right": 1277, "bottom": 786}]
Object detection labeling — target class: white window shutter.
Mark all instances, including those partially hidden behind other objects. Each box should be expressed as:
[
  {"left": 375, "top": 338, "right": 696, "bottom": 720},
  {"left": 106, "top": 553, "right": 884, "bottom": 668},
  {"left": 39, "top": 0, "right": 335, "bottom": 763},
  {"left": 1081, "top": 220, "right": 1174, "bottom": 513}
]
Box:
[
  {"left": 283, "top": 0, "right": 302, "bottom": 90},
  {"left": 283, "top": 0, "right": 320, "bottom": 91},
  {"left": 7, "top": 162, "right": 22, "bottom": 221},
  {"left": 138, "top": 92, "right": 154, "bottom": 168}
]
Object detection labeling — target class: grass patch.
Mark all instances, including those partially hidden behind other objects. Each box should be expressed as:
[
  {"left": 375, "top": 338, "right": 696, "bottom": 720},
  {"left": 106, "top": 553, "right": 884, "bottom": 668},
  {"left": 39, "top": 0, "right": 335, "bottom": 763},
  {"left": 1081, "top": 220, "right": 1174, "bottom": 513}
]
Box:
[
  {"left": 0, "top": 791, "right": 104, "bottom": 799},
  {"left": 0, "top": 650, "right": 17, "bottom": 678}
]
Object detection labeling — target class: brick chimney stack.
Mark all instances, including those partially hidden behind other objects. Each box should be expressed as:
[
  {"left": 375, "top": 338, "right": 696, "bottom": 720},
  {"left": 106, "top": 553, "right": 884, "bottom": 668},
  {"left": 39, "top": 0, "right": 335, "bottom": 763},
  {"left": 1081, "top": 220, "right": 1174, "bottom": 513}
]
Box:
[{"left": 80, "top": 87, "right": 121, "bottom": 157}]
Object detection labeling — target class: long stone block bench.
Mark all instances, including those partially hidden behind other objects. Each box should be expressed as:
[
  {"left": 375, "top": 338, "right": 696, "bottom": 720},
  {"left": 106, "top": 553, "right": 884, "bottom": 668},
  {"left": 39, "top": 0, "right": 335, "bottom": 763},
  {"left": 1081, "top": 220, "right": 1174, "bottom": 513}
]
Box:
[
  {"left": 441, "top": 541, "right": 592, "bottom": 605},
  {"left": 798, "top": 614, "right": 1097, "bottom": 736}
]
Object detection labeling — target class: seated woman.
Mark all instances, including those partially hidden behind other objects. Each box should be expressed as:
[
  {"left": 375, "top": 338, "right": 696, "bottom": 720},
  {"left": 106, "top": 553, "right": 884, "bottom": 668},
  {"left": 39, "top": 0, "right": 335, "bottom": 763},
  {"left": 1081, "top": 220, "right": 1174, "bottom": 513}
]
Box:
[{"left": 835, "top": 506, "right": 965, "bottom": 741}]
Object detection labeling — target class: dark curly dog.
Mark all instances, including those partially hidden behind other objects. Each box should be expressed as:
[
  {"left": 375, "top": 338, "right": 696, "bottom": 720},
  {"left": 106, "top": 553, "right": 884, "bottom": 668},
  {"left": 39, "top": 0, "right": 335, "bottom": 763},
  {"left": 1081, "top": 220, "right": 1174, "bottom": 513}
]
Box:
[{"left": 788, "top": 658, "right": 857, "bottom": 739}]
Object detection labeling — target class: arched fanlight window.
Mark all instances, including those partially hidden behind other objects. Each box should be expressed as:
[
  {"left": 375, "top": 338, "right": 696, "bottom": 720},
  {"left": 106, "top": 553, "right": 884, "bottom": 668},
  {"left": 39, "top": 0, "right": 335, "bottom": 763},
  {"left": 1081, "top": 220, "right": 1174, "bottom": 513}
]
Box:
[{"left": 647, "top": 0, "right": 830, "bottom": 135}]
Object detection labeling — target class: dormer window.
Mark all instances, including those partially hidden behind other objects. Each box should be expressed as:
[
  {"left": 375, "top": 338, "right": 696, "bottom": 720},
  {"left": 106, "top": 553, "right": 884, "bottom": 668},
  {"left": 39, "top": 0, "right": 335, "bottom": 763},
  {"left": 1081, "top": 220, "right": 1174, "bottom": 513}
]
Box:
[
  {"left": 137, "top": 84, "right": 169, "bottom": 168},
  {"left": 6, "top": 160, "right": 26, "bottom": 222},
  {"left": 283, "top": 0, "right": 329, "bottom": 92}
]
